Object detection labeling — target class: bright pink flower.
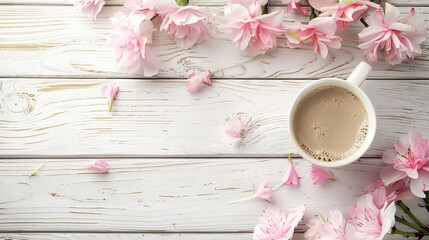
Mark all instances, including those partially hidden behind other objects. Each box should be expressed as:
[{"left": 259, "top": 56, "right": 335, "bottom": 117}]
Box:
[
  {"left": 253, "top": 205, "right": 305, "bottom": 240},
  {"left": 160, "top": 6, "right": 210, "bottom": 49},
  {"left": 87, "top": 159, "right": 109, "bottom": 174},
  {"left": 254, "top": 181, "right": 273, "bottom": 202},
  {"left": 346, "top": 194, "right": 396, "bottom": 240},
  {"left": 224, "top": 0, "right": 284, "bottom": 55},
  {"left": 285, "top": 17, "right": 342, "bottom": 59},
  {"left": 74, "top": 0, "right": 105, "bottom": 20},
  {"left": 380, "top": 131, "right": 429, "bottom": 198},
  {"left": 309, "top": 0, "right": 379, "bottom": 30},
  {"left": 101, "top": 85, "right": 119, "bottom": 112},
  {"left": 187, "top": 70, "right": 212, "bottom": 93},
  {"left": 310, "top": 165, "right": 334, "bottom": 185},
  {"left": 283, "top": 0, "right": 308, "bottom": 15},
  {"left": 305, "top": 209, "right": 346, "bottom": 240},
  {"left": 107, "top": 12, "right": 159, "bottom": 76},
  {"left": 283, "top": 159, "right": 300, "bottom": 186},
  {"left": 358, "top": 3, "right": 428, "bottom": 65},
  {"left": 225, "top": 118, "right": 245, "bottom": 138}
]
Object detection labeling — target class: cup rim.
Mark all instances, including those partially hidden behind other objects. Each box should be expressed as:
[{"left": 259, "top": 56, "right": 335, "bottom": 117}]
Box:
[{"left": 288, "top": 78, "right": 377, "bottom": 168}]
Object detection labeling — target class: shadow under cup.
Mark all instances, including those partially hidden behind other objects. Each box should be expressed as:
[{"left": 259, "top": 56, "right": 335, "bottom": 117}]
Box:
[{"left": 288, "top": 78, "right": 377, "bottom": 168}]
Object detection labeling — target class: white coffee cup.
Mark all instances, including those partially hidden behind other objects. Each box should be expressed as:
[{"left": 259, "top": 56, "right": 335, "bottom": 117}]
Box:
[{"left": 288, "top": 62, "right": 376, "bottom": 168}]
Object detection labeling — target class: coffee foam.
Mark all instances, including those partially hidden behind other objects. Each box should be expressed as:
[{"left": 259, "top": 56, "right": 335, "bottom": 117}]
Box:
[{"left": 294, "top": 86, "right": 369, "bottom": 162}]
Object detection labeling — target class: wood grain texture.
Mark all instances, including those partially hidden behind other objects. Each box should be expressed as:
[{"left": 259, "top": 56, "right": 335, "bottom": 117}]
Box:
[
  {"left": 1, "top": 79, "right": 428, "bottom": 157},
  {"left": 2, "top": 157, "right": 425, "bottom": 233},
  {"left": 0, "top": 0, "right": 426, "bottom": 7},
  {"left": 0, "top": 6, "right": 428, "bottom": 79},
  {"left": 0, "top": 233, "right": 255, "bottom": 240}
]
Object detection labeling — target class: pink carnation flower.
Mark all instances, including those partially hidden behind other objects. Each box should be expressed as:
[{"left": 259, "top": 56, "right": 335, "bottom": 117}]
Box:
[
  {"left": 283, "top": 0, "right": 308, "bottom": 15},
  {"left": 358, "top": 3, "right": 428, "bottom": 65},
  {"left": 305, "top": 209, "right": 346, "bottom": 240},
  {"left": 283, "top": 159, "right": 300, "bottom": 186},
  {"left": 285, "top": 17, "right": 342, "bottom": 59},
  {"left": 224, "top": 0, "right": 284, "bottom": 55},
  {"left": 309, "top": 0, "right": 379, "bottom": 30},
  {"left": 87, "top": 159, "right": 109, "bottom": 174},
  {"left": 254, "top": 181, "right": 273, "bottom": 202},
  {"left": 253, "top": 205, "right": 305, "bottom": 240},
  {"left": 346, "top": 194, "right": 396, "bottom": 240},
  {"left": 107, "top": 12, "right": 159, "bottom": 76},
  {"left": 160, "top": 6, "right": 210, "bottom": 49},
  {"left": 380, "top": 131, "right": 429, "bottom": 198},
  {"left": 74, "top": 0, "right": 105, "bottom": 20},
  {"left": 310, "top": 165, "right": 334, "bottom": 185},
  {"left": 363, "top": 179, "right": 414, "bottom": 207},
  {"left": 187, "top": 70, "right": 212, "bottom": 93}
]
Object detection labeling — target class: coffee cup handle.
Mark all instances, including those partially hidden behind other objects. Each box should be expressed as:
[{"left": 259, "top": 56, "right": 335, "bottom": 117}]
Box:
[{"left": 346, "top": 62, "right": 372, "bottom": 87}]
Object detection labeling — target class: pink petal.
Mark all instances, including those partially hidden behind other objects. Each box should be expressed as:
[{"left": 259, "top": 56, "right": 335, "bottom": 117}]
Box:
[
  {"left": 283, "top": 160, "right": 300, "bottom": 186},
  {"left": 255, "top": 182, "right": 273, "bottom": 202},
  {"left": 87, "top": 159, "right": 109, "bottom": 174},
  {"left": 380, "top": 166, "right": 407, "bottom": 186},
  {"left": 409, "top": 171, "right": 429, "bottom": 198},
  {"left": 101, "top": 85, "right": 119, "bottom": 112},
  {"left": 225, "top": 118, "right": 245, "bottom": 138},
  {"left": 310, "top": 165, "right": 333, "bottom": 185}
]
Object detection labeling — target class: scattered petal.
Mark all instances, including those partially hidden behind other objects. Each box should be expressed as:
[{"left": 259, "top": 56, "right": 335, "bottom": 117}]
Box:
[
  {"left": 87, "top": 159, "right": 109, "bottom": 174},
  {"left": 254, "top": 181, "right": 273, "bottom": 202},
  {"left": 225, "top": 118, "right": 245, "bottom": 138},
  {"left": 310, "top": 165, "right": 334, "bottom": 185},
  {"left": 283, "top": 155, "right": 300, "bottom": 186},
  {"left": 187, "top": 70, "right": 212, "bottom": 93},
  {"left": 101, "top": 85, "right": 119, "bottom": 112}
]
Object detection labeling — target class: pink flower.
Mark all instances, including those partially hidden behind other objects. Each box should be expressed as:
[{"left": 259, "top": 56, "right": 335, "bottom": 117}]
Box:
[
  {"left": 160, "top": 6, "right": 210, "bottom": 49},
  {"left": 225, "top": 118, "right": 245, "bottom": 138},
  {"left": 101, "top": 85, "right": 119, "bottom": 112},
  {"left": 380, "top": 131, "right": 429, "bottom": 198},
  {"left": 309, "top": 0, "right": 380, "bottom": 30},
  {"left": 285, "top": 17, "right": 342, "bottom": 59},
  {"left": 224, "top": 0, "right": 284, "bottom": 55},
  {"left": 358, "top": 3, "right": 428, "bottom": 65},
  {"left": 254, "top": 181, "right": 273, "bottom": 202},
  {"left": 107, "top": 12, "right": 159, "bottom": 76},
  {"left": 283, "top": 0, "right": 308, "bottom": 15},
  {"left": 187, "top": 70, "right": 212, "bottom": 93},
  {"left": 364, "top": 179, "right": 413, "bottom": 207},
  {"left": 87, "top": 159, "right": 109, "bottom": 174},
  {"left": 74, "top": 0, "right": 105, "bottom": 20},
  {"left": 305, "top": 209, "right": 346, "bottom": 240},
  {"left": 124, "top": 0, "right": 156, "bottom": 19},
  {"left": 283, "top": 159, "right": 300, "bottom": 186},
  {"left": 346, "top": 194, "right": 396, "bottom": 240},
  {"left": 310, "top": 165, "right": 334, "bottom": 185},
  {"left": 253, "top": 205, "right": 305, "bottom": 240}
]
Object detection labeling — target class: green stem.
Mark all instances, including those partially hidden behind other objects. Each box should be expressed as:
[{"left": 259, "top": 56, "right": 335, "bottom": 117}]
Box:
[
  {"left": 391, "top": 226, "right": 429, "bottom": 238},
  {"left": 380, "top": 0, "right": 386, "bottom": 12},
  {"left": 262, "top": 4, "right": 268, "bottom": 14},
  {"left": 397, "top": 200, "right": 429, "bottom": 230},
  {"left": 309, "top": 7, "right": 317, "bottom": 20},
  {"left": 395, "top": 215, "right": 428, "bottom": 233},
  {"left": 424, "top": 191, "right": 429, "bottom": 213},
  {"left": 176, "top": 0, "right": 189, "bottom": 6},
  {"left": 360, "top": 18, "right": 369, "bottom": 27}
]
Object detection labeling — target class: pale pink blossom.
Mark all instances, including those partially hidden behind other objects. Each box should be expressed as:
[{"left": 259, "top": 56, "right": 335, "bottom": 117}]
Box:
[
  {"left": 74, "top": 0, "right": 105, "bottom": 20},
  {"left": 107, "top": 12, "right": 159, "bottom": 76},
  {"left": 364, "top": 179, "right": 413, "bottom": 207},
  {"left": 87, "top": 159, "right": 109, "bottom": 174},
  {"left": 101, "top": 85, "right": 119, "bottom": 112},
  {"left": 187, "top": 70, "right": 212, "bottom": 93},
  {"left": 225, "top": 118, "right": 245, "bottom": 138},
  {"left": 253, "top": 205, "right": 305, "bottom": 240},
  {"left": 285, "top": 17, "right": 342, "bottom": 59},
  {"left": 309, "top": 0, "right": 380, "bottom": 30},
  {"left": 305, "top": 209, "right": 346, "bottom": 240},
  {"left": 124, "top": 0, "right": 156, "bottom": 19},
  {"left": 283, "top": 0, "right": 308, "bottom": 15},
  {"left": 254, "top": 181, "right": 273, "bottom": 202},
  {"left": 160, "top": 6, "right": 210, "bottom": 49},
  {"left": 283, "top": 159, "right": 300, "bottom": 186},
  {"left": 346, "top": 194, "right": 396, "bottom": 240},
  {"left": 358, "top": 3, "right": 428, "bottom": 65},
  {"left": 224, "top": 0, "right": 284, "bottom": 55},
  {"left": 380, "top": 131, "right": 429, "bottom": 198},
  {"left": 310, "top": 165, "right": 334, "bottom": 185}
]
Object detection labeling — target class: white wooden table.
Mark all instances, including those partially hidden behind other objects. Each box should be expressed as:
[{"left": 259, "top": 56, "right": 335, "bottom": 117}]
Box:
[{"left": 0, "top": 0, "right": 428, "bottom": 239}]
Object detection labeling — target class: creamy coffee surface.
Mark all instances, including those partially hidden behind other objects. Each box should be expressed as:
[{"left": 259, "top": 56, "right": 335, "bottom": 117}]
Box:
[{"left": 293, "top": 86, "right": 368, "bottom": 161}]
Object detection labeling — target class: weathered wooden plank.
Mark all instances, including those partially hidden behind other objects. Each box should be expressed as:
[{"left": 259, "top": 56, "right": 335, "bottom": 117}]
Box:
[
  {"left": 0, "top": 233, "right": 255, "bottom": 240},
  {"left": 0, "top": 157, "right": 400, "bottom": 232},
  {"left": 0, "top": 6, "right": 428, "bottom": 79},
  {"left": 0, "top": 79, "right": 428, "bottom": 157},
  {"left": 0, "top": 0, "right": 425, "bottom": 7}
]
